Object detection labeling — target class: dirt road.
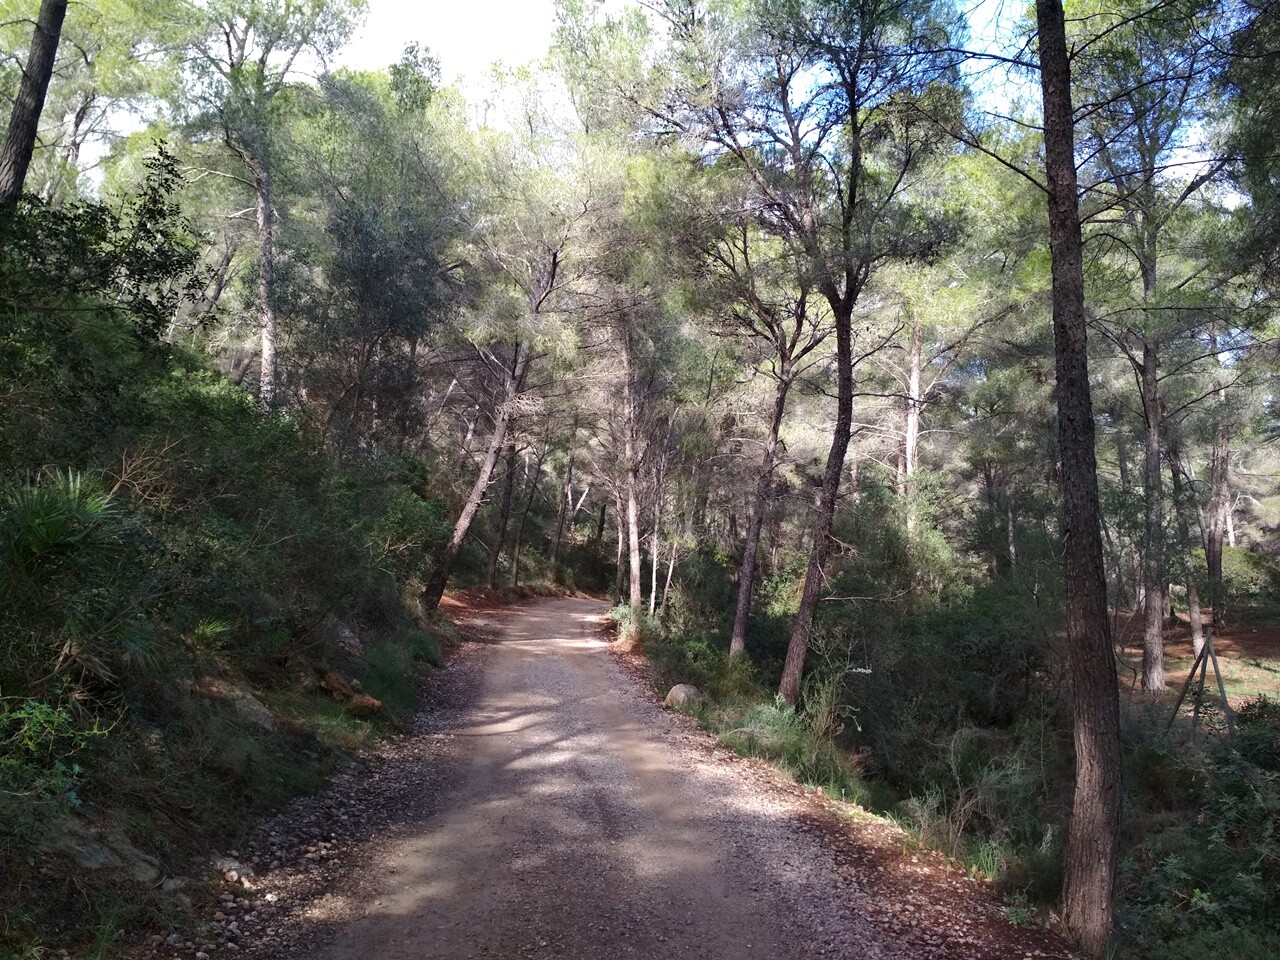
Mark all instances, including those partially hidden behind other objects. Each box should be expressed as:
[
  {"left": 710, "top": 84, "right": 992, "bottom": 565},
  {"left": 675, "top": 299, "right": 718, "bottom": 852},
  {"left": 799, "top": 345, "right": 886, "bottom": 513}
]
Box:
[
  {"left": 319, "top": 597, "right": 869, "bottom": 959},
  {"left": 161, "top": 597, "right": 1070, "bottom": 960}
]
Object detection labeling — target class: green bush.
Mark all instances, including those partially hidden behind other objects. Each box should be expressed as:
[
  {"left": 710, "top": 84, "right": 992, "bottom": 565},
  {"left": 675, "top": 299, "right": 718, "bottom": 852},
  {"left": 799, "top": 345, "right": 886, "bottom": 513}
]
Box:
[
  {"left": 1220, "top": 547, "right": 1280, "bottom": 604},
  {"left": 0, "top": 159, "right": 451, "bottom": 957}
]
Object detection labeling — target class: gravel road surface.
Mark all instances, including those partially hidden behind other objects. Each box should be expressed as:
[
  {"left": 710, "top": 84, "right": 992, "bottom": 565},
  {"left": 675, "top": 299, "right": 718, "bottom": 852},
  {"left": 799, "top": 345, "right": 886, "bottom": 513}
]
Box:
[
  {"left": 147, "top": 596, "right": 1072, "bottom": 960},
  {"left": 319, "top": 597, "right": 880, "bottom": 959}
]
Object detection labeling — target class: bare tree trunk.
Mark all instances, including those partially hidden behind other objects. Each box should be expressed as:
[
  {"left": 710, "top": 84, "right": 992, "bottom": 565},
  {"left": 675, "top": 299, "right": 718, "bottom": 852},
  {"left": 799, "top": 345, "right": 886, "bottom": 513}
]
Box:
[
  {"left": 904, "top": 313, "right": 922, "bottom": 533},
  {"left": 1207, "top": 423, "right": 1230, "bottom": 626},
  {"left": 1038, "top": 0, "right": 1123, "bottom": 951},
  {"left": 0, "top": 0, "right": 67, "bottom": 208},
  {"left": 421, "top": 342, "right": 531, "bottom": 612},
  {"left": 1006, "top": 497, "right": 1018, "bottom": 570},
  {"left": 594, "top": 501, "right": 607, "bottom": 545},
  {"left": 241, "top": 154, "right": 279, "bottom": 410},
  {"left": 649, "top": 492, "right": 662, "bottom": 618},
  {"left": 730, "top": 372, "right": 791, "bottom": 656},
  {"left": 621, "top": 331, "right": 644, "bottom": 623},
  {"left": 660, "top": 541, "right": 677, "bottom": 620},
  {"left": 1140, "top": 340, "right": 1165, "bottom": 692},
  {"left": 779, "top": 302, "right": 854, "bottom": 705},
  {"left": 612, "top": 493, "right": 625, "bottom": 607},
  {"left": 509, "top": 441, "right": 547, "bottom": 589},
  {"left": 484, "top": 441, "right": 518, "bottom": 589},
  {"left": 550, "top": 454, "right": 574, "bottom": 569},
  {"left": 1167, "top": 452, "right": 1205, "bottom": 658},
  {"left": 1113, "top": 424, "right": 1142, "bottom": 609}
]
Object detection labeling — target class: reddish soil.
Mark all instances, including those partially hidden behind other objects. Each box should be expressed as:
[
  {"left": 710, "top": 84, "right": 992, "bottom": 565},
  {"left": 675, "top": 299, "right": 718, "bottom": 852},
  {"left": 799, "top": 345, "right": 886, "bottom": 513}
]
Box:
[{"left": 1113, "top": 608, "right": 1280, "bottom": 660}]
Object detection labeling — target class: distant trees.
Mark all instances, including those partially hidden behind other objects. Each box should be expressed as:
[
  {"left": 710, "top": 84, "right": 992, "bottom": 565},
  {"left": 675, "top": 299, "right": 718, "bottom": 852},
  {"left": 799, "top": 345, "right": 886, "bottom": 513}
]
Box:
[
  {"left": 173, "top": 0, "right": 366, "bottom": 407},
  {"left": 644, "top": 0, "right": 963, "bottom": 702}
]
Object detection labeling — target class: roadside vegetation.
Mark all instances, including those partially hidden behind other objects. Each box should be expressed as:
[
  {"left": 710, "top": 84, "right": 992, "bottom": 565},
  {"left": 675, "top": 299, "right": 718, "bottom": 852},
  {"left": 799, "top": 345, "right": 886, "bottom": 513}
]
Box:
[{"left": 630, "top": 541, "right": 1280, "bottom": 960}]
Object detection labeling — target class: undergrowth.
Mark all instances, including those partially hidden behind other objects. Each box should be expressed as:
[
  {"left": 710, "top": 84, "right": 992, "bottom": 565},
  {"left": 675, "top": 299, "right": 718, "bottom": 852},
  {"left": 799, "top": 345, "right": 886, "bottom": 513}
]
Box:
[{"left": 0, "top": 156, "right": 452, "bottom": 959}]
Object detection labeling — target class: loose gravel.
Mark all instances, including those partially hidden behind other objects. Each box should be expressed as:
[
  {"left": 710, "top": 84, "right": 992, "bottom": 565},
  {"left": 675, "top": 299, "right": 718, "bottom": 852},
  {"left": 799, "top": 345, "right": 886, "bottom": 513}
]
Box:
[{"left": 137, "top": 597, "right": 1072, "bottom": 960}]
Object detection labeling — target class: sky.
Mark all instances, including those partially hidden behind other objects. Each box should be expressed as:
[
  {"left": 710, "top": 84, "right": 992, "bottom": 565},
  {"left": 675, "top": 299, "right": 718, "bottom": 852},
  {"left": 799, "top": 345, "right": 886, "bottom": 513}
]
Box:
[{"left": 336, "top": 0, "right": 561, "bottom": 84}]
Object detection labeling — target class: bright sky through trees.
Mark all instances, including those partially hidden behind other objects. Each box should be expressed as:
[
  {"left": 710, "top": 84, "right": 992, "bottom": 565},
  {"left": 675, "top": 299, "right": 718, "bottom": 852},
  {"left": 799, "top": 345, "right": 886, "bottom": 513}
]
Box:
[{"left": 336, "top": 0, "right": 558, "bottom": 82}]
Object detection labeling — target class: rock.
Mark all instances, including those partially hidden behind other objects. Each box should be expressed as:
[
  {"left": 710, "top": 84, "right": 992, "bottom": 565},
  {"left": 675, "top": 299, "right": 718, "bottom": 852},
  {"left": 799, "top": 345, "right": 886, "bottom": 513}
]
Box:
[
  {"left": 36, "top": 814, "right": 162, "bottom": 885},
  {"left": 664, "top": 684, "right": 703, "bottom": 710},
  {"left": 346, "top": 693, "right": 382, "bottom": 718},
  {"left": 212, "top": 856, "right": 251, "bottom": 876},
  {"left": 321, "top": 616, "right": 365, "bottom": 659},
  {"left": 320, "top": 671, "right": 356, "bottom": 702},
  {"left": 191, "top": 676, "right": 279, "bottom": 732}
]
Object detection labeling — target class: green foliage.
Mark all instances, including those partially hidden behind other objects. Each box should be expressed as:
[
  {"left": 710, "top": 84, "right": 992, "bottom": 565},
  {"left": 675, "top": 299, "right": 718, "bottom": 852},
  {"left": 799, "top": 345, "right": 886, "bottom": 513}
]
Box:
[
  {"left": 1117, "top": 721, "right": 1280, "bottom": 959},
  {"left": 1236, "top": 695, "right": 1280, "bottom": 771},
  {"left": 1219, "top": 547, "right": 1280, "bottom": 604},
  {"left": 0, "top": 699, "right": 106, "bottom": 807},
  {"left": 712, "top": 698, "right": 867, "bottom": 802},
  {"left": 645, "top": 635, "right": 762, "bottom": 703},
  {"left": 0, "top": 148, "right": 448, "bottom": 958}
]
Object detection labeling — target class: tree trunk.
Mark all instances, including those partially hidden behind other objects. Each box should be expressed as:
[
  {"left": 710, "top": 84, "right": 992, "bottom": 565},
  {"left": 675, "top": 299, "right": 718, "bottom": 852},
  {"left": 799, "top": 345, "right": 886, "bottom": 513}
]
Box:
[
  {"left": 621, "top": 330, "right": 644, "bottom": 623},
  {"left": 421, "top": 342, "right": 531, "bottom": 612},
  {"left": 730, "top": 371, "right": 791, "bottom": 656},
  {"left": 1038, "top": 0, "right": 1123, "bottom": 951},
  {"left": 0, "top": 0, "right": 67, "bottom": 208},
  {"left": 649, "top": 494, "right": 662, "bottom": 618},
  {"left": 612, "top": 493, "right": 625, "bottom": 607},
  {"left": 509, "top": 441, "right": 547, "bottom": 589},
  {"left": 550, "top": 454, "right": 574, "bottom": 569},
  {"left": 1113, "top": 424, "right": 1141, "bottom": 608},
  {"left": 1139, "top": 340, "right": 1165, "bottom": 692},
  {"left": 594, "top": 501, "right": 607, "bottom": 545},
  {"left": 1167, "top": 453, "right": 1205, "bottom": 658},
  {"left": 660, "top": 541, "right": 677, "bottom": 620},
  {"left": 246, "top": 156, "right": 279, "bottom": 410},
  {"left": 484, "top": 441, "right": 518, "bottom": 589},
  {"left": 779, "top": 302, "right": 854, "bottom": 705},
  {"left": 904, "top": 312, "right": 922, "bottom": 533},
  {"left": 1006, "top": 497, "right": 1018, "bottom": 571},
  {"left": 1206, "top": 424, "right": 1230, "bottom": 624}
]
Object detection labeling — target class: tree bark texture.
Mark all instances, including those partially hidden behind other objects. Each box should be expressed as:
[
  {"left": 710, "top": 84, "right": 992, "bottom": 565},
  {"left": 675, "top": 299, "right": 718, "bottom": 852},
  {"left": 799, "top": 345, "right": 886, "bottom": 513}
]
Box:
[
  {"left": 421, "top": 342, "right": 531, "bottom": 612},
  {"left": 1037, "top": 0, "right": 1124, "bottom": 952},
  {"left": 612, "top": 493, "right": 625, "bottom": 607},
  {"left": 0, "top": 0, "right": 67, "bottom": 208},
  {"left": 904, "top": 313, "right": 923, "bottom": 534},
  {"left": 621, "top": 329, "right": 644, "bottom": 624},
  {"left": 550, "top": 454, "right": 574, "bottom": 568},
  {"left": 1206, "top": 421, "right": 1230, "bottom": 622}
]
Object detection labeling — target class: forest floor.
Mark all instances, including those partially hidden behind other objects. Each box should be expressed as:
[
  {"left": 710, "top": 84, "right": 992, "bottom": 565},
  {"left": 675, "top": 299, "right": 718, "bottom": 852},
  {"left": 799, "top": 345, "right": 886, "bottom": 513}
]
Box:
[
  {"left": 1113, "top": 606, "right": 1280, "bottom": 702},
  {"left": 134, "top": 596, "right": 1072, "bottom": 960}
]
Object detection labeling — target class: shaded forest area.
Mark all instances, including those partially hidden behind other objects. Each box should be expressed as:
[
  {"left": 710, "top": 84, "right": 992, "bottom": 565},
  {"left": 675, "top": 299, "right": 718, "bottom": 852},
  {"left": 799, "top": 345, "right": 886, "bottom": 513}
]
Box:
[{"left": 1, "top": 0, "right": 1278, "bottom": 957}]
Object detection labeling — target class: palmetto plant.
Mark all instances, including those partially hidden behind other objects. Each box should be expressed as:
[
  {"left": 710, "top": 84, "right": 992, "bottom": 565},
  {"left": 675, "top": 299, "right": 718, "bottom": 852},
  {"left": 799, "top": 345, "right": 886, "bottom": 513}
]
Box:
[{"left": 0, "top": 469, "right": 115, "bottom": 577}]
